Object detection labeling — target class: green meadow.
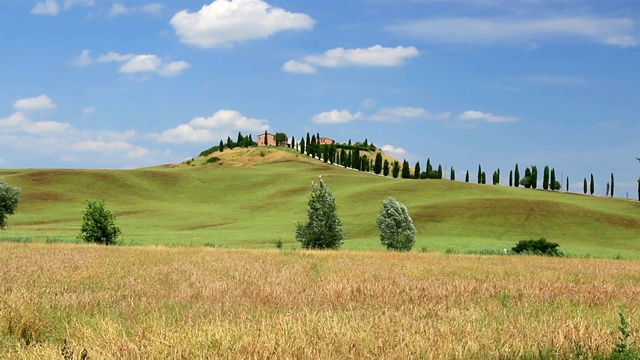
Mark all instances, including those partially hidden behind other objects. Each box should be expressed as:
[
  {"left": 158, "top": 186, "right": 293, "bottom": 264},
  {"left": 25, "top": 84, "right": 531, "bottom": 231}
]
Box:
[{"left": 1, "top": 147, "right": 639, "bottom": 258}]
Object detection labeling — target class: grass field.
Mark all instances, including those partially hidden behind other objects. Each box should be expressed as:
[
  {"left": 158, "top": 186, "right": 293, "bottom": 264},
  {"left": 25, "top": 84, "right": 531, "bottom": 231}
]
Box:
[
  {"left": 0, "top": 243, "right": 638, "bottom": 359},
  {"left": 0, "top": 147, "right": 639, "bottom": 257}
]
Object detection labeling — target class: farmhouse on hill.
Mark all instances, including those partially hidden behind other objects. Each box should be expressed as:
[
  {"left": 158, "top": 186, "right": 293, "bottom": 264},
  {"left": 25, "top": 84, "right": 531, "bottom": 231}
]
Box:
[
  {"left": 257, "top": 132, "right": 288, "bottom": 147},
  {"left": 319, "top": 137, "right": 335, "bottom": 145}
]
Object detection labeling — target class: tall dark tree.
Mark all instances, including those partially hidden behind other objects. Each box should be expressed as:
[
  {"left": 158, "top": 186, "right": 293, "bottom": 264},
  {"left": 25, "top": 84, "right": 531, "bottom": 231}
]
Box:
[
  {"left": 543, "top": 166, "right": 550, "bottom": 190},
  {"left": 352, "top": 148, "right": 361, "bottom": 170},
  {"left": 477, "top": 164, "right": 482, "bottom": 184},
  {"left": 550, "top": 168, "right": 558, "bottom": 190},
  {"left": 610, "top": 173, "right": 614, "bottom": 197},
  {"left": 322, "top": 144, "right": 329, "bottom": 163},
  {"left": 590, "top": 174, "right": 595, "bottom": 195},
  {"left": 300, "top": 138, "right": 306, "bottom": 154},
  {"left": 437, "top": 164, "right": 443, "bottom": 179},
  {"left": 522, "top": 167, "right": 532, "bottom": 188},
  {"left": 492, "top": 170, "right": 499, "bottom": 185},
  {"left": 426, "top": 158, "right": 433, "bottom": 175},
  {"left": 383, "top": 159, "right": 390, "bottom": 177},
  {"left": 340, "top": 148, "right": 347, "bottom": 167},
  {"left": 530, "top": 166, "right": 537, "bottom": 188},
  {"left": 465, "top": 170, "right": 469, "bottom": 183},
  {"left": 306, "top": 132, "right": 311, "bottom": 155},
  {"left": 606, "top": 182, "right": 610, "bottom": 197},
  {"left": 401, "top": 160, "right": 411, "bottom": 179},
  {"left": 481, "top": 172, "right": 486, "bottom": 185},
  {"left": 263, "top": 130, "right": 268, "bottom": 146},
  {"left": 414, "top": 161, "right": 421, "bottom": 179},
  {"left": 329, "top": 144, "right": 337, "bottom": 164},
  {"left": 219, "top": 140, "right": 224, "bottom": 152},
  {"left": 509, "top": 170, "right": 513, "bottom": 187},
  {"left": 227, "top": 136, "right": 234, "bottom": 150},
  {"left": 374, "top": 153, "right": 383, "bottom": 175},
  {"left": 392, "top": 160, "right": 400, "bottom": 178},
  {"left": 514, "top": 164, "right": 520, "bottom": 187},
  {"left": 291, "top": 136, "right": 296, "bottom": 149},
  {"left": 450, "top": 167, "right": 455, "bottom": 181},
  {"left": 238, "top": 132, "right": 244, "bottom": 147},
  {"left": 583, "top": 178, "right": 588, "bottom": 194},
  {"left": 566, "top": 177, "right": 569, "bottom": 193}
]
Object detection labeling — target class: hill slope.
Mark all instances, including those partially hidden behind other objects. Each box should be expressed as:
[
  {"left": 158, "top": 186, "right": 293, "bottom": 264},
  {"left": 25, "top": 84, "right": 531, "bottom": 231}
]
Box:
[{"left": 1, "top": 147, "right": 638, "bottom": 257}]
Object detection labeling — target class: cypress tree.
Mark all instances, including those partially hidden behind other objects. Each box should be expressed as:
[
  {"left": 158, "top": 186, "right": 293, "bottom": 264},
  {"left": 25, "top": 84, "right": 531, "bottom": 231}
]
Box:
[
  {"left": 401, "top": 160, "right": 411, "bottom": 179},
  {"left": 606, "top": 183, "right": 610, "bottom": 197},
  {"left": 352, "top": 148, "right": 361, "bottom": 170},
  {"left": 340, "top": 148, "right": 347, "bottom": 167},
  {"left": 426, "top": 158, "right": 433, "bottom": 175},
  {"left": 522, "top": 168, "right": 532, "bottom": 188},
  {"left": 509, "top": 170, "right": 513, "bottom": 187},
  {"left": 481, "top": 172, "right": 486, "bottom": 184},
  {"left": 531, "top": 166, "right": 538, "bottom": 189},
  {"left": 414, "top": 161, "right": 421, "bottom": 179},
  {"left": 550, "top": 168, "right": 557, "bottom": 190},
  {"left": 610, "top": 173, "right": 614, "bottom": 197},
  {"left": 543, "top": 166, "right": 550, "bottom": 190},
  {"left": 465, "top": 170, "right": 469, "bottom": 183},
  {"left": 492, "top": 170, "right": 499, "bottom": 185},
  {"left": 219, "top": 140, "right": 224, "bottom": 152},
  {"left": 477, "top": 164, "right": 482, "bottom": 184},
  {"left": 227, "top": 136, "right": 233, "bottom": 149},
  {"left": 329, "top": 144, "right": 337, "bottom": 164},
  {"left": 566, "top": 177, "right": 569, "bottom": 192},
  {"left": 238, "top": 132, "right": 244, "bottom": 147},
  {"left": 590, "top": 174, "right": 595, "bottom": 195},
  {"left": 263, "top": 130, "right": 268, "bottom": 146},
  {"left": 310, "top": 135, "right": 317, "bottom": 158},
  {"left": 374, "top": 153, "right": 383, "bottom": 175},
  {"left": 437, "top": 164, "right": 443, "bottom": 179},
  {"left": 392, "top": 160, "right": 400, "bottom": 178},
  {"left": 450, "top": 167, "right": 455, "bottom": 181},
  {"left": 322, "top": 144, "right": 329, "bottom": 163},
  {"left": 383, "top": 159, "right": 390, "bottom": 177},
  {"left": 583, "top": 178, "right": 587, "bottom": 194},
  {"left": 300, "top": 138, "right": 305, "bottom": 154},
  {"left": 306, "top": 133, "right": 311, "bottom": 155},
  {"left": 514, "top": 164, "right": 520, "bottom": 187},
  {"left": 291, "top": 136, "right": 295, "bottom": 149}
]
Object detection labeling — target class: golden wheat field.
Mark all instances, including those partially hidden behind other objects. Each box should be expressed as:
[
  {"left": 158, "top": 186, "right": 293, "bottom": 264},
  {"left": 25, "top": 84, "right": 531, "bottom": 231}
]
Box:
[{"left": 0, "top": 243, "right": 638, "bottom": 359}]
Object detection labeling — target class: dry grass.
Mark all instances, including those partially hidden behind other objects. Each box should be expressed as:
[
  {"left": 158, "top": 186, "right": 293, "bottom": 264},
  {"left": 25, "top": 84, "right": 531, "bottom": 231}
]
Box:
[{"left": 1, "top": 243, "right": 638, "bottom": 359}]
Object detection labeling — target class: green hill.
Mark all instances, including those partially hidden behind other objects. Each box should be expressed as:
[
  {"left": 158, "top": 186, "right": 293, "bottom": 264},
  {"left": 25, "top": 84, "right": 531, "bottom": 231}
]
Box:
[{"left": 1, "top": 147, "right": 638, "bottom": 258}]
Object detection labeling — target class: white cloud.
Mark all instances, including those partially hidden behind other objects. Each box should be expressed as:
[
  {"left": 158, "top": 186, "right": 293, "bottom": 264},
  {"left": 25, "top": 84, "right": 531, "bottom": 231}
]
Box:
[
  {"left": 31, "top": 0, "right": 60, "bottom": 16},
  {"left": 82, "top": 106, "right": 96, "bottom": 114},
  {"left": 390, "top": 16, "right": 638, "bottom": 47},
  {"left": 0, "top": 112, "right": 71, "bottom": 135},
  {"left": 73, "top": 49, "right": 93, "bottom": 67},
  {"left": 312, "top": 110, "right": 362, "bottom": 124},
  {"left": 170, "top": 0, "right": 315, "bottom": 48},
  {"left": 108, "top": 3, "right": 130, "bottom": 17},
  {"left": 98, "top": 52, "right": 135, "bottom": 63},
  {"left": 158, "top": 61, "right": 191, "bottom": 77},
  {"left": 109, "top": 2, "right": 162, "bottom": 17},
  {"left": 312, "top": 107, "right": 448, "bottom": 124},
  {"left": 72, "top": 140, "right": 149, "bottom": 158},
  {"left": 141, "top": 3, "right": 163, "bottom": 14},
  {"left": 14, "top": 95, "right": 57, "bottom": 111},
  {"left": 381, "top": 145, "right": 407, "bottom": 155},
  {"left": 284, "top": 45, "right": 419, "bottom": 73},
  {"left": 457, "top": 110, "right": 519, "bottom": 123},
  {"left": 527, "top": 75, "right": 587, "bottom": 86},
  {"left": 150, "top": 109, "right": 269, "bottom": 143},
  {"left": 64, "top": 0, "right": 94, "bottom": 9},
  {"left": 282, "top": 60, "right": 316, "bottom": 74}
]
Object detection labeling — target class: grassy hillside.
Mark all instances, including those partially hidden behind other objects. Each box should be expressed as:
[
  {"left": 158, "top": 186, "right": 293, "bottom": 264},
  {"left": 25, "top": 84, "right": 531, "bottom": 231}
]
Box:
[{"left": 1, "top": 147, "right": 639, "bottom": 257}]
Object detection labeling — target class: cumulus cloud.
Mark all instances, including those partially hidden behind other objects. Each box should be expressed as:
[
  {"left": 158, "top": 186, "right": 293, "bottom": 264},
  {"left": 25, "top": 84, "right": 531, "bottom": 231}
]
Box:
[
  {"left": 284, "top": 45, "right": 419, "bottom": 73},
  {"left": 108, "top": 3, "right": 130, "bottom": 17},
  {"left": 14, "top": 95, "right": 57, "bottom": 111},
  {"left": 312, "top": 107, "right": 448, "bottom": 124},
  {"left": 84, "top": 51, "right": 189, "bottom": 77},
  {"left": 170, "top": 0, "right": 315, "bottom": 48},
  {"left": 73, "top": 49, "right": 93, "bottom": 67},
  {"left": 31, "top": 0, "right": 60, "bottom": 15},
  {"left": 98, "top": 52, "right": 135, "bottom": 63},
  {"left": 389, "top": 16, "right": 638, "bottom": 47},
  {"left": 82, "top": 106, "right": 96, "bottom": 114},
  {"left": 63, "top": 0, "right": 94, "bottom": 9},
  {"left": 0, "top": 112, "right": 71, "bottom": 135},
  {"left": 381, "top": 145, "right": 407, "bottom": 155},
  {"left": 457, "top": 110, "right": 519, "bottom": 123},
  {"left": 149, "top": 109, "right": 269, "bottom": 143},
  {"left": 72, "top": 140, "right": 149, "bottom": 158}
]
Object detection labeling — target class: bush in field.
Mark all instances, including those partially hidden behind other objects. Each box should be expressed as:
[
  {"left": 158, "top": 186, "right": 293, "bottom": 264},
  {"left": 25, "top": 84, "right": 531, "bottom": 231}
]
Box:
[
  {"left": 295, "top": 176, "right": 346, "bottom": 249},
  {"left": 377, "top": 197, "right": 416, "bottom": 251},
  {"left": 78, "top": 200, "right": 121, "bottom": 245},
  {"left": 511, "top": 237, "right": 562, "bottom": 256},
  {"left": 0, "top": 178, "right": 21, "bottom": 230}
]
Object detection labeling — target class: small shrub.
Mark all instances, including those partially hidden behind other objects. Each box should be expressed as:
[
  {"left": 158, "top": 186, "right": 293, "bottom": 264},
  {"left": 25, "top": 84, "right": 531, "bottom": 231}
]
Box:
[
  {"left": 420, "top": 246, "right": 428, "bottom": 253},
  {"left": 274, "top": 239, "right": 283, "bottom": 249},
  {"left": 206, "top": 157, "right": 220, "bottom": 164},
  {"left": 612, "top": 307, "right": 638, "bottom": 359},
  {"left": 260, "top": 151, "right": 266, "bottom": 157},
  {"left": 445, "top": 248, "right": 459, "bottom": 254},
  {"left": 511, "top": 237, "right": 562, "bottom": 256}
]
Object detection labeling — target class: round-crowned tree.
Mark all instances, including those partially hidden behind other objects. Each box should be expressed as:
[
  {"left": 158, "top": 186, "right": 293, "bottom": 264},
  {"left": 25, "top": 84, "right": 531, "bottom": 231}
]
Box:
[
  {"left": 0, "top": 178, "right": 21, "bottom": 230},
  {"left": 377, "top": 197, "right": 416, "bottom": 251},
  {"left": 78, "top": 200, "right": 121, "bottom": 245},
  {"left": 295, "top": 176, "right": 346, "bottom": 249}
]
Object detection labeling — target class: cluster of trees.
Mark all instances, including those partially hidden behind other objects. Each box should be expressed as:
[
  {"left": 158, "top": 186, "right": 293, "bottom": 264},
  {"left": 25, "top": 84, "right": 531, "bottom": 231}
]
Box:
[
  {"left": 296, "top": 176, "right": 416, "bottom": 251},
  {"left": 199, "top": 132, "right": 258, "bottom": 157}
]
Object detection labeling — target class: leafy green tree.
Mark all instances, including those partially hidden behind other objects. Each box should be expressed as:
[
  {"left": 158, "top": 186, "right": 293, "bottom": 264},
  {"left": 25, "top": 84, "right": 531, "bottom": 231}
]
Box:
[
  {"left": 610, "top": 173, "right": 614, "bottom": 197},
  {"left": 374, "top": 153, "right": 383, "bottom": 175},
  {"left": 514, "top": 164, "right": 520, "bottom": 187},
  {"left": 0, "top": 178, "right": 21, "bottom": 230},
  {"left": 377, "top": 197, "right": 416, "bottom": 252},
  {"left": 219, "top": 140, "right": 224, "bottom": 153},
  {"left": 383, "top": 159, "right": 390, "bottom": 177},
  {"left": 295, "top": 176, "right": 346, "bottom": 249},
  {"left": 512, "top": 237, "right": 562, "bottom": 257},
  {"left": 583, "top": 178, "right": 587, "bottom": 194},
  {"left": 521, "top": 168, "right": 532, "bottom": 188},
  {"left": 465, "top": 170, "right": 469, "bottom": 183},
  {"left": 275, "top": 132, "right": 287, "bottom": 146},
  {"left": 78, "top": 200, "right": 121, "bottom": 245},
  {"left": 414, "top": 161, "right": 421, "bottom": 179},
  {"left": 401, "top": 160, "right": 411, "bottom": 179},
  {"left": 392, "top": 160, "right": 400, "bottom": 178},
  {"left": 590, "top": 174, "right": 595, "bottom": 195},
  {"left": 450, "top": 167, "right": 455, "bottom": 181},
  {"left": 543, "top": 165, "right": 550, "bottom": 190}
]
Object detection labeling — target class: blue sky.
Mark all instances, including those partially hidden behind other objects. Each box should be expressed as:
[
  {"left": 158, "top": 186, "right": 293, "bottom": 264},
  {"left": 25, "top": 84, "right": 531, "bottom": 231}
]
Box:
[{"left": 1, "top": 0, "right": 639, "bottom": 197}]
